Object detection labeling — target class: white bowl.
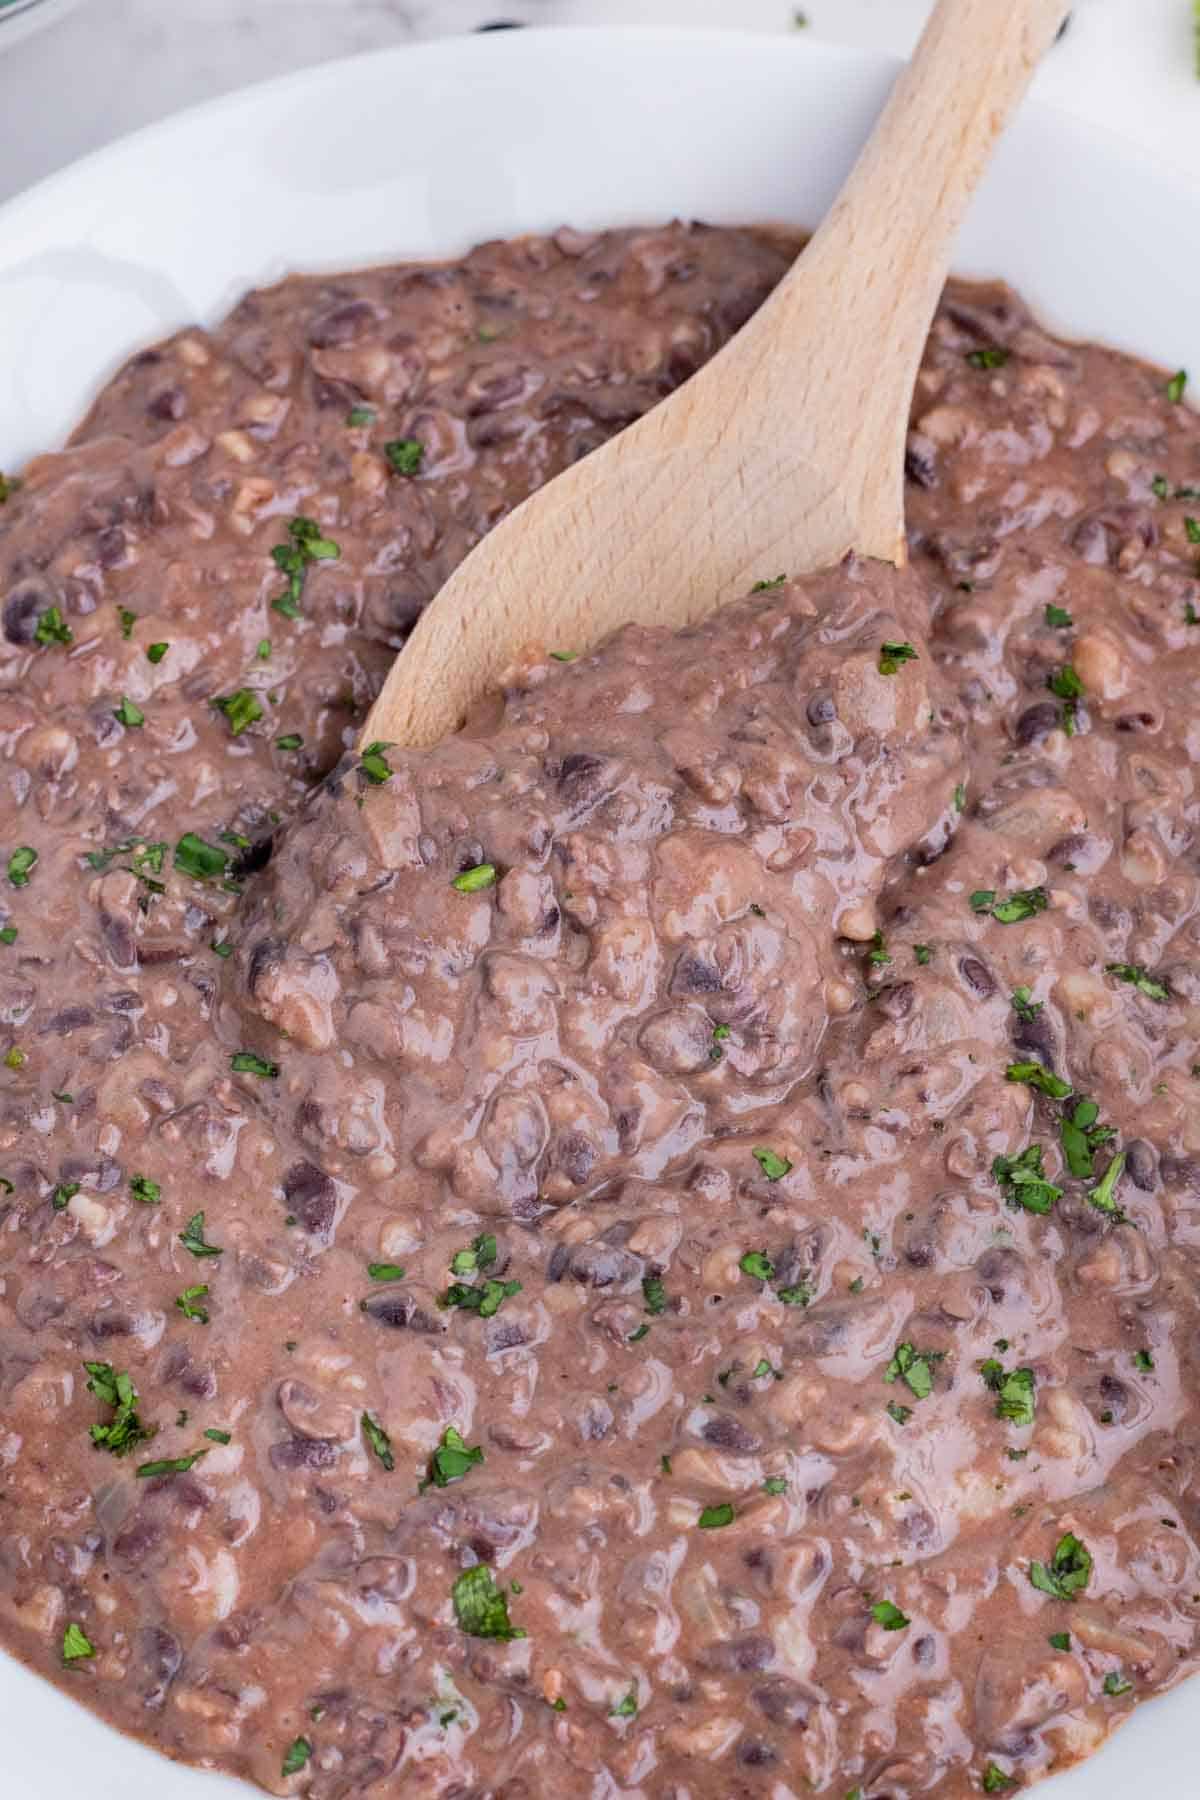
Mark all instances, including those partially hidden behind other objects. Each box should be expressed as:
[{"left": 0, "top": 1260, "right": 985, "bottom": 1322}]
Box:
[
  {"left": 0, "top": 0, "right": 81, "bottom": 53},
  {"left": 1, "top": 26, "right": 1197, "bottom": 1800}
]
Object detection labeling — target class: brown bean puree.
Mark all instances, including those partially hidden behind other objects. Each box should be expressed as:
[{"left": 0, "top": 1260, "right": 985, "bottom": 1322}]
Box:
[{"left": 1, "top": 222, "right": 1200, "bottom": 1800}]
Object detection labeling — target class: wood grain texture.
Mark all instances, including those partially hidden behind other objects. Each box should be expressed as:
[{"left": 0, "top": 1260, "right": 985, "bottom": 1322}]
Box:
[{"left": 364, "top": 0, "right": 1068, "bottom": 750}]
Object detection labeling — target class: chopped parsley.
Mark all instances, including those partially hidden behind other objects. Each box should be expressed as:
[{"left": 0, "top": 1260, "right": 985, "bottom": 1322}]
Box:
[
  {"left": 7, "top": 847, "right": 37, "bottom": 888},
  {"left": 361, "top": 1410, "right": 395, "bottom": 1471},
  {"left": 51, "top": 1181, "right": 80, "bottom": 1211},
  {"left": 146, "top": 641, "right": 169, "bottom": 664},
  {"left": 992, "top": 1142, "right": 1061, "bottom": 1214},
  {"left": 1044, "top": 603, "right": 1073, "bottom": 628},
  {"left": 698, "top": 1502, "right": 735, "bottom": 1530},
  {"left": 1005, "top": 1060, "right": 1071, "bottom": 1100},
  {"left": 763, "top": 1475, "right": 788, "bottom": 1495},
  {"left": 0, "top": 926, "right": 16, "bottom": 944},
  {"left": 980, "top": 1359, "right": 1036, "bottom": 1427},
  {"left": 84, "top": 1362, "right": 156, "bottom": 1458},
  {"left": 1103, "top": 1670, "right": 1133, "bottom": 1697},
  {"left": 1029, "top": 1531, "right": 1092, "bottom": 1600},
  {"left": 914, "top": 943, "right": 932, "bottom": 965},
  {"left": 1048, "top": 1631, "right": 1071, "bottom": 1651},
  {"left": 179, "top": 1211, "right": 223, "bottom": 1258},
  {"left": 450, "top": 1233, "right": 497, "bottom": 1277},
  {"left": 751, "top": 574, "right": 787, "bottom": 591},
  {"left": 34, "top": 606, "right": 73, "bottom": 646},
  {"left": 231, "top": 1051, "right": 279, "bottom": 1078},
  {"left": 1133, "top": 1348, "right": 1155, "bottom": 1373},
  {"left": 1011, "top": 986, "right": 1042, "bottom": 1021},
  {"left": 136, "top": 1449, "right": 208, "bottom": 1479},
  {"left": 1186, "top": 516, "right": 1200, "bottom": 544},
  {"left": 452, "top": 862, "right": 497, "bottom": 893},
  {"left": 424, "top": 1425, "right": 484, "bottom": 1488},
  {"left": 752, "top": 1146, "right": 792, "bottom": 1181},
  {"left": 174, "top": 833, "right": 230, "bottom": 881},
  {"left": 1166, "top": 369, "right": 1188, "bottom": 404},
  {"left": 549, "top": 649, "right": 578, "bottom": 662},
  {"left": 440, "top": 1276, "right": 521, "bottom": 1317},
  {"left": 642, "top": 1274, "right": 667, "bottom": 1315},
  {"left": 275, "top": 732, "right": 303, "bottom": 751},
  {"left": 113, "top": 696, "right": 145, "bottom": 728},
  {"left": 384, "top": 438, "right": 425, "bottom": 476},
  {"left": 1088, "top": 1150, "right": 1126, "bottom": 1217},
  {"left": 281, "top": 1736, "right": 312, "bottom": 1776},
  {"left": 204, "top": 1428, "right": 232, "bottom": 1445},
  {"left": 878, "top": 640, "right": 918, "bottom": 675},
  {"left": 966, "top": 347, "right": 1010, "bottom": 370},
  {"left": 611, "top": 1691, "right": 638, "bottom": 1718},
  {"left": 867, "top": 930, "right": 891, "bottom": 967},
  {"left": 451, "top": 1564, "right": 525, "bottom": 1640},
  {"left": 1105, "top": 961, "right": 1170, "bottom": 1002},
  {"left": 982, "top": 1767, "right": 1016, "bottom": 1794},
  {"left": 346, "top": 406, "right": 375, "bottom": 427},
  {"left": 1047, "top": 663, "right": 1085, "bottom": 732},
  {"left": 884, "top": 1341, "right": 940, "bottom": 1401},
  {"left": 886, "top": 1401, "right": 913, "bottom": 1425},
  {"left": 1059, "top": 1096, "right": 1115, "bottom": 1180},
  {"left": 213, "top": 688, "right": 264, "bottom": 736},
  {"left": 870, "top": 1599, "right": 910, "bottom": 1630},
  {"left": 739, "top": 1250, "right": 775, "bottom": 1281},
  {"left": 971, "top": 886, "right": 1048, "bottom": 923},
  {"left": 271, "top": 516, "right": 340, "bottom": 617},
  {"left": 359, "top": 739, "right": 394, "bottom": 784},
  {"left": 627, "top": 1322, "right": 650, "bottom": 1343},
  {"left": 175, "top": 1284, "right": 210, "bottom": 1324},
  {"left": 62, "top": 1622, "right": 95, "bottom": 1663},
  {"left": 367, "top": 1261, "right": 406, "bottom": 1282},
  {"left": 777, "top": 1281, "right": 813, "bottom": 1307}
]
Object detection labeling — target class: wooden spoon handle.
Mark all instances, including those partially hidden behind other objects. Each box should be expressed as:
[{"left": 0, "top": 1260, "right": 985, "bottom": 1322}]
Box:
[{"left": 740, "top": 0, "right": 1070, "bottom": 568}]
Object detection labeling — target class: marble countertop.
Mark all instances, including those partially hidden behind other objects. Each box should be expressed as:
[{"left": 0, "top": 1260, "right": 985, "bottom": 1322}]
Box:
[{"left": 0, "top": 0, "right": 1195, "bottom": 207}]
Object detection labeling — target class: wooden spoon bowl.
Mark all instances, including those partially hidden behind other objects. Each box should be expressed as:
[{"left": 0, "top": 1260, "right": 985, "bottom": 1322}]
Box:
[{"left": 363, "top": 0, "right": 1067, "bottom": 752}]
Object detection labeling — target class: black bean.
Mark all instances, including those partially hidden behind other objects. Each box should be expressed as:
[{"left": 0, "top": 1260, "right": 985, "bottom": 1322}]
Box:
[
  {"left": 567, "top": 1242, "right": 642, "bottom": 1288},
  {"left": 3, "top": 581, "right": 52, "bottom": 645},
  {"left": 958, "top": 956, "right": 996, "bottom": 1000},
  {"left": 751, "top": 1676, "right": 813, "bottom": 1728},
  {"left": 282, "top": 1160, "right": 338, "bottom": 1237},
  {"left": 307, "top": 298, "right": 380, "bottom": 349},
  {"left": 270, "top": 1437, "right": 339, "bottom": 1471},
  {"left": 737, "top": 1740, "right": 778, "bottom": 1768},
  {"left": 546, "top": 1243, "right": 570, "bottom": 1283},
  {"left": 874, "top": 981, "right": 914, "bottom": 1021},
  {"left": 1013, "top": 701, "right": 1061, "bottom": 747},
  {"left": 555, "top": 1130, "right": 597, "bottom": 1187},
  {"left": 701, "top": 1415, "right": 762, "bottom": 1454},
  {"left": 670, "top": 951, "right": 724, "bottom": 995},
  {"left": 1125, "top": 1138, "right": 1159, "bottom": 1192},
  {"left": 134, "top": 1626, "right": 183, "bottom": 1709},
  {"left": 904, "top": 432, "right": 938, "bottom": 490},
  {"left": 555, "top": 751, "right": 620, "bottom": 817},
  {"left": 245, "top": 937, "right": 286, "bottom": 996}
]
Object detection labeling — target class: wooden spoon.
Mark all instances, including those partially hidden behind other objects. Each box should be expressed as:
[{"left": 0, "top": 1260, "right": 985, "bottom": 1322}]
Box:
[{"left": 364, "top": 0, "right": 1067, "bottom": 750}]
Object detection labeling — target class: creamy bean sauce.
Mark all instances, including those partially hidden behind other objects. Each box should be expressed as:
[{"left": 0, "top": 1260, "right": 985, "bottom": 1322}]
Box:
[{"left": 2, "top": 222, "right": 1200, "bottom": 1800}]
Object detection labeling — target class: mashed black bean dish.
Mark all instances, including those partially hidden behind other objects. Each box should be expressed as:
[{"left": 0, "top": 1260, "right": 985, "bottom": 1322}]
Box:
[{"left": 2, "top": 221, "right": 1200, "bottom": 1800}]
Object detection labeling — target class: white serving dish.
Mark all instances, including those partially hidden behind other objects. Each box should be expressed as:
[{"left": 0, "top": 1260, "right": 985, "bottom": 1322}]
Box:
[{"left": 0, "top": 24, "right": 1197, "bottom": 1800}]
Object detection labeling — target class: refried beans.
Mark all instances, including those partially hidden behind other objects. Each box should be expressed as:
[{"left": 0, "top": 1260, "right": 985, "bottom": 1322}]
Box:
[{"left": 1, "top": 221, "right": 1200, "bottom": 1800}]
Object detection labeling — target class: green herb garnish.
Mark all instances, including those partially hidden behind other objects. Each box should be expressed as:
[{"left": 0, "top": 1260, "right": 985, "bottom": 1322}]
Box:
[
  {"left": 175, "top": 1284, "right": 210, "bottom": 1324},
  {"left": 174, "top": 833, "right": 230, "bottom": 881},
  {"left": 1029, "top": 1531, "right": 1092, "bottom": 1600},
  {"left": 281, "top": 1737, "right": 312, "bottom": 1776},
  {"left": 62, "top": 1622, "right": 95, "bottom": 1662},
  {"left": 84, "top": 1362, "right": 156, "bottom": 1458},
  {"left": 451, "top": 1564, "right": 525, "bottom": 1640},
  {"left": 752, "top": 1146, "right": 792, "bottom": 1181},
  {"left": 1105, "top": 961, "right": 1169, "bottom": 1002},
  {"left": 179, "top": 1211, "right": 223, "bottom": 1258},
  {"left": 698, "top": 1503, "right": 735, "bottom": 1530},
  {"left": 230, "top": 1051, "right": 279, "bottom": 1078},
  {"left": 113, "top": 696, "right": 145, "bottom": 728},
  {"left": 967, "top": 348, "right": 1010, "bottom": 370},
  {"left": 7, "top": 847, "right": 36, "bottom": 888},
  {"left": 884, "top": 1341, "right": 940, "bottom": 1401},
  {"left": 739, "top": 1250, "right": 775, "bottom": 1281},
  {"left": 362, "top": 1410, "right": 395, "bottom": 1471},
  {"left": 213, "top": 689, "right": 264, "bottom": 736},
  {"left": 384, "top": 438, "right": 424, "bottom": 476},
  {"left": 424, "top": 1425, "right": 484, "bottom": 1488},
  {"left": 34, "top": 607, "right": 73, "bottom": 646},
  {"left": 992, "top": 1142, "right": 1061, "bottom": 1214},
  {"left": 878, "top": 641, "right": 918, "bottom": 675},
  {"left": 452, "top": 863, "right": 497, "bottom": 893}
]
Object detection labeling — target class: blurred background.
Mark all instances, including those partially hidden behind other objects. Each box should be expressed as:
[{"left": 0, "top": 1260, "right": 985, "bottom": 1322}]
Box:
[{"left": 0, "top": 0, "right": 1195, "bottom": 207}]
